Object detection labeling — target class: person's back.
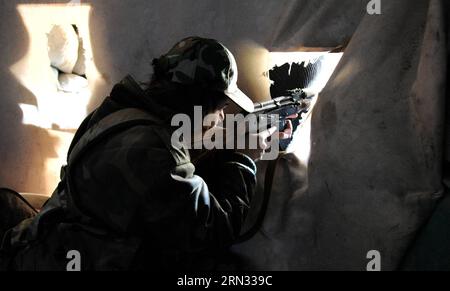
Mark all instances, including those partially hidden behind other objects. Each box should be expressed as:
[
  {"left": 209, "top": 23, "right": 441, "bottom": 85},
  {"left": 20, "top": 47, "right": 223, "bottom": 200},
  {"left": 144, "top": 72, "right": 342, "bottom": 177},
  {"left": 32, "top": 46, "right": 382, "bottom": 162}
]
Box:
[
  {"left": 1, "top": 37, "right": 288, "bottom": 270},
  {"left": 2, "top": 76, "right": 255, "bottom": 270}
]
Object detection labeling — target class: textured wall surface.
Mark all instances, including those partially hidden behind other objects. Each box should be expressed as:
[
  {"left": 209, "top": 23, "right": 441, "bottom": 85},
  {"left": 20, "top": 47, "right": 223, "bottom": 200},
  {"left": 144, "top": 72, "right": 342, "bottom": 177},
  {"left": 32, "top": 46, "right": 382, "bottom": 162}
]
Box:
[{"left": 235, "top": 0, "right": 448, "bottom": 270}]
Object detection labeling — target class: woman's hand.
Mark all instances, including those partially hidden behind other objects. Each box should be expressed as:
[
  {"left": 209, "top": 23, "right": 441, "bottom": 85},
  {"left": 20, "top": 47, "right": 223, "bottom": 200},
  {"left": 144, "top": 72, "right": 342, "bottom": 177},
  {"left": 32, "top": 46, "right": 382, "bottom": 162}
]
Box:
[
  {"left": 195, "top": 115, "right": 296, "bottom": 162},
  {"left": 237, "top": 119, "right": 294, "bottom": 161}
]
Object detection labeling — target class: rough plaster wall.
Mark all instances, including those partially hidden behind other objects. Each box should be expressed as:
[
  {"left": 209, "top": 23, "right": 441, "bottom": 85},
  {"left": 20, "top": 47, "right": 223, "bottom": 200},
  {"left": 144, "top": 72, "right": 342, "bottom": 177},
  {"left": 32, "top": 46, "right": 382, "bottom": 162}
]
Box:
[
  {"left": 83, "top": 0, "right": 365, "bottom": 106},
  {"left": 84, "top": 0, "right": 293, "bottom": 108},
  {"left": 0, "top": 0, "right": 77, "bottom": 195},
  {"left": 234, "top": 0, "right": 448, "bottom": 270},
  {"left": 270, "top": 0, "right": 367, "bottom": 49}
]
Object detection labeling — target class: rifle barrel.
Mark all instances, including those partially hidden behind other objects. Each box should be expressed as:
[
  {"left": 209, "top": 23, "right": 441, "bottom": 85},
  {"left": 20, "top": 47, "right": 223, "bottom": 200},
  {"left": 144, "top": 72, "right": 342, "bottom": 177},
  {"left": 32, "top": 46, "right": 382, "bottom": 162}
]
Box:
[{"left": 253, "top": 96, "right": 293, "bottom": 112}]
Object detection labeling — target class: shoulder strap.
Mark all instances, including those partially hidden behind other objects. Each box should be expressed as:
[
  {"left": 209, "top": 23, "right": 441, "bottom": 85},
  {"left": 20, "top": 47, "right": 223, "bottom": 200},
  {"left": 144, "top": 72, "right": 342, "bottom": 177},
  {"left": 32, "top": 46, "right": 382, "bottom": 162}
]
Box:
[
  {"left": 236, "top": 154, "right": 284, "bottom": 243},
  {"left": 68, "top": 108, "right": 163, "bottom": 166},
  {"left": 52, "top": 108, "right": 164, "bottom": 222},
  {"left": 9, "top": 108, "right": 163, "bottom": 243}
]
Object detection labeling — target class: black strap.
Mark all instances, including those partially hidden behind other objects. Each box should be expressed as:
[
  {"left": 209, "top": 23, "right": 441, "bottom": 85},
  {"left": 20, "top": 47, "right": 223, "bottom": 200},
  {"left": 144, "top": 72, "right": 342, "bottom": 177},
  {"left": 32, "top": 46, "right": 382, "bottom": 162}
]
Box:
[
  {"left": 68, "top": 108, "right": 163, "bottom": 165},
  {"left": 60, "top": 108, "right": 164, "bottom": 220},
  {"left": 0, "top": 188, "right": 38, "bottom": 214},
  {"left": 236, "top": 155, "right": 283, "bottom": 243},
  {"left": 63, "top": 107, "right": 282, "bottom": 244}
]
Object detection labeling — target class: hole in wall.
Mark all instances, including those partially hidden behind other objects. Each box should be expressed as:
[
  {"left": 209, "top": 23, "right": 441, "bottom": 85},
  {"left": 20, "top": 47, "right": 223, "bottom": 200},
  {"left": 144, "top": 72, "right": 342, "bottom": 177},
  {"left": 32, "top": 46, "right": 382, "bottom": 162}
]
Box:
[
  {"left": 9, "top": 3, "right": 101, "bottom": 196},
  {"left": 47, "top": 23, "right": 90, "bottom": 131},
  {"left": 268, "top": 50, "right": 344, "bottom": 161},
  {"left": 11, "top": 4, "right": 101, "bottom": 132}
]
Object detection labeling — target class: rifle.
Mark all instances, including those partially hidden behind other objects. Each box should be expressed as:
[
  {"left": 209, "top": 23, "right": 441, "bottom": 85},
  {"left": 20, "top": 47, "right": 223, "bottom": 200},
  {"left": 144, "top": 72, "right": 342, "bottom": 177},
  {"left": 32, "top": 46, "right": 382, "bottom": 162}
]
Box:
[
  {"left": 250, "top": 88, "right": 315, "bottom": 132},
  {"left": 190, "top": 88, "right": 316, "bottom": 163},
  {"left": 189, "top": 89, "right": 317, "bottom": 243}
]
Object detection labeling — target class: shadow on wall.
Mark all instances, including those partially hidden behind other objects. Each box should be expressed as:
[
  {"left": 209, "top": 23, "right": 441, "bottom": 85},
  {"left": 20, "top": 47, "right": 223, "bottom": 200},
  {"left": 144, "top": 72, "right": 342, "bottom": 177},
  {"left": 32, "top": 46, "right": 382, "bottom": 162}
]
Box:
[
  {"left": 0, "top": 2, "right": 59, "bottom": 195},
  {"left": 85, "top": 0, "right": 148, "bottom": 112}
]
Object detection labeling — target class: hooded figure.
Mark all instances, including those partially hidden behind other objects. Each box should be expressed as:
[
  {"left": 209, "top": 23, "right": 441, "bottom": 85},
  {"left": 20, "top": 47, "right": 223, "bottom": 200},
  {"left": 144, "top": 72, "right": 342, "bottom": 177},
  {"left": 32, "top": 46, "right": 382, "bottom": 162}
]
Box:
[{"left": 0, "top": 37, "right": 283, "bottom": 271}]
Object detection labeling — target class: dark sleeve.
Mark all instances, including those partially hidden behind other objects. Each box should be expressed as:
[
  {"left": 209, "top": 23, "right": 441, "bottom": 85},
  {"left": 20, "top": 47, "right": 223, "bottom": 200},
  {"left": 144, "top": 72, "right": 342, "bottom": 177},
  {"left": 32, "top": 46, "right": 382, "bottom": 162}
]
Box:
[
  {"left": 193, "top": 150, "right": 257, "bottom": 244},
  {"left": 139, "top": 150, "right": 257, "bottom": 252}
]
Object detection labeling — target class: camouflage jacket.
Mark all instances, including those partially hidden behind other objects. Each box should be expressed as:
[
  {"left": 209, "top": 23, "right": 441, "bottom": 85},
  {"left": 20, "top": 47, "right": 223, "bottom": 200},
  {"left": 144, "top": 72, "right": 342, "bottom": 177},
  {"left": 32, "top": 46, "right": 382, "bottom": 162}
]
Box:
[{"left": 1, "top": 76, "right": 256, "bottom": 270}]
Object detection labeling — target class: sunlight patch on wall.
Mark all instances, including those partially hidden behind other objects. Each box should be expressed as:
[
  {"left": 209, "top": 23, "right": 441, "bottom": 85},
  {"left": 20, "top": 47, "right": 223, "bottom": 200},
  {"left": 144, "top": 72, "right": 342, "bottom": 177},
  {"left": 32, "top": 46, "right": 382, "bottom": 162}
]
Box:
[
  {"left": 269, "top": 52, "right": 343, "bottom": 93},
  {"left": 269, "top": 51, "right": 343, "bottom": 164},
  {"left": 8, "top": 3, "right": 105, "bottom": 196},
  {"left": 10, "top": 3, "right": 104, "bottom": 130}
]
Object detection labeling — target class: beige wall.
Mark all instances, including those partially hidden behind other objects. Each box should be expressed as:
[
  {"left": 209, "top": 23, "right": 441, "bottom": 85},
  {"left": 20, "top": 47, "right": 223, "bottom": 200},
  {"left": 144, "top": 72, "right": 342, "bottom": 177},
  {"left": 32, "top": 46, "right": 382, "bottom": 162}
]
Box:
[{"left": 0, "top": 1, "right": 104, "bottom": 195}]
